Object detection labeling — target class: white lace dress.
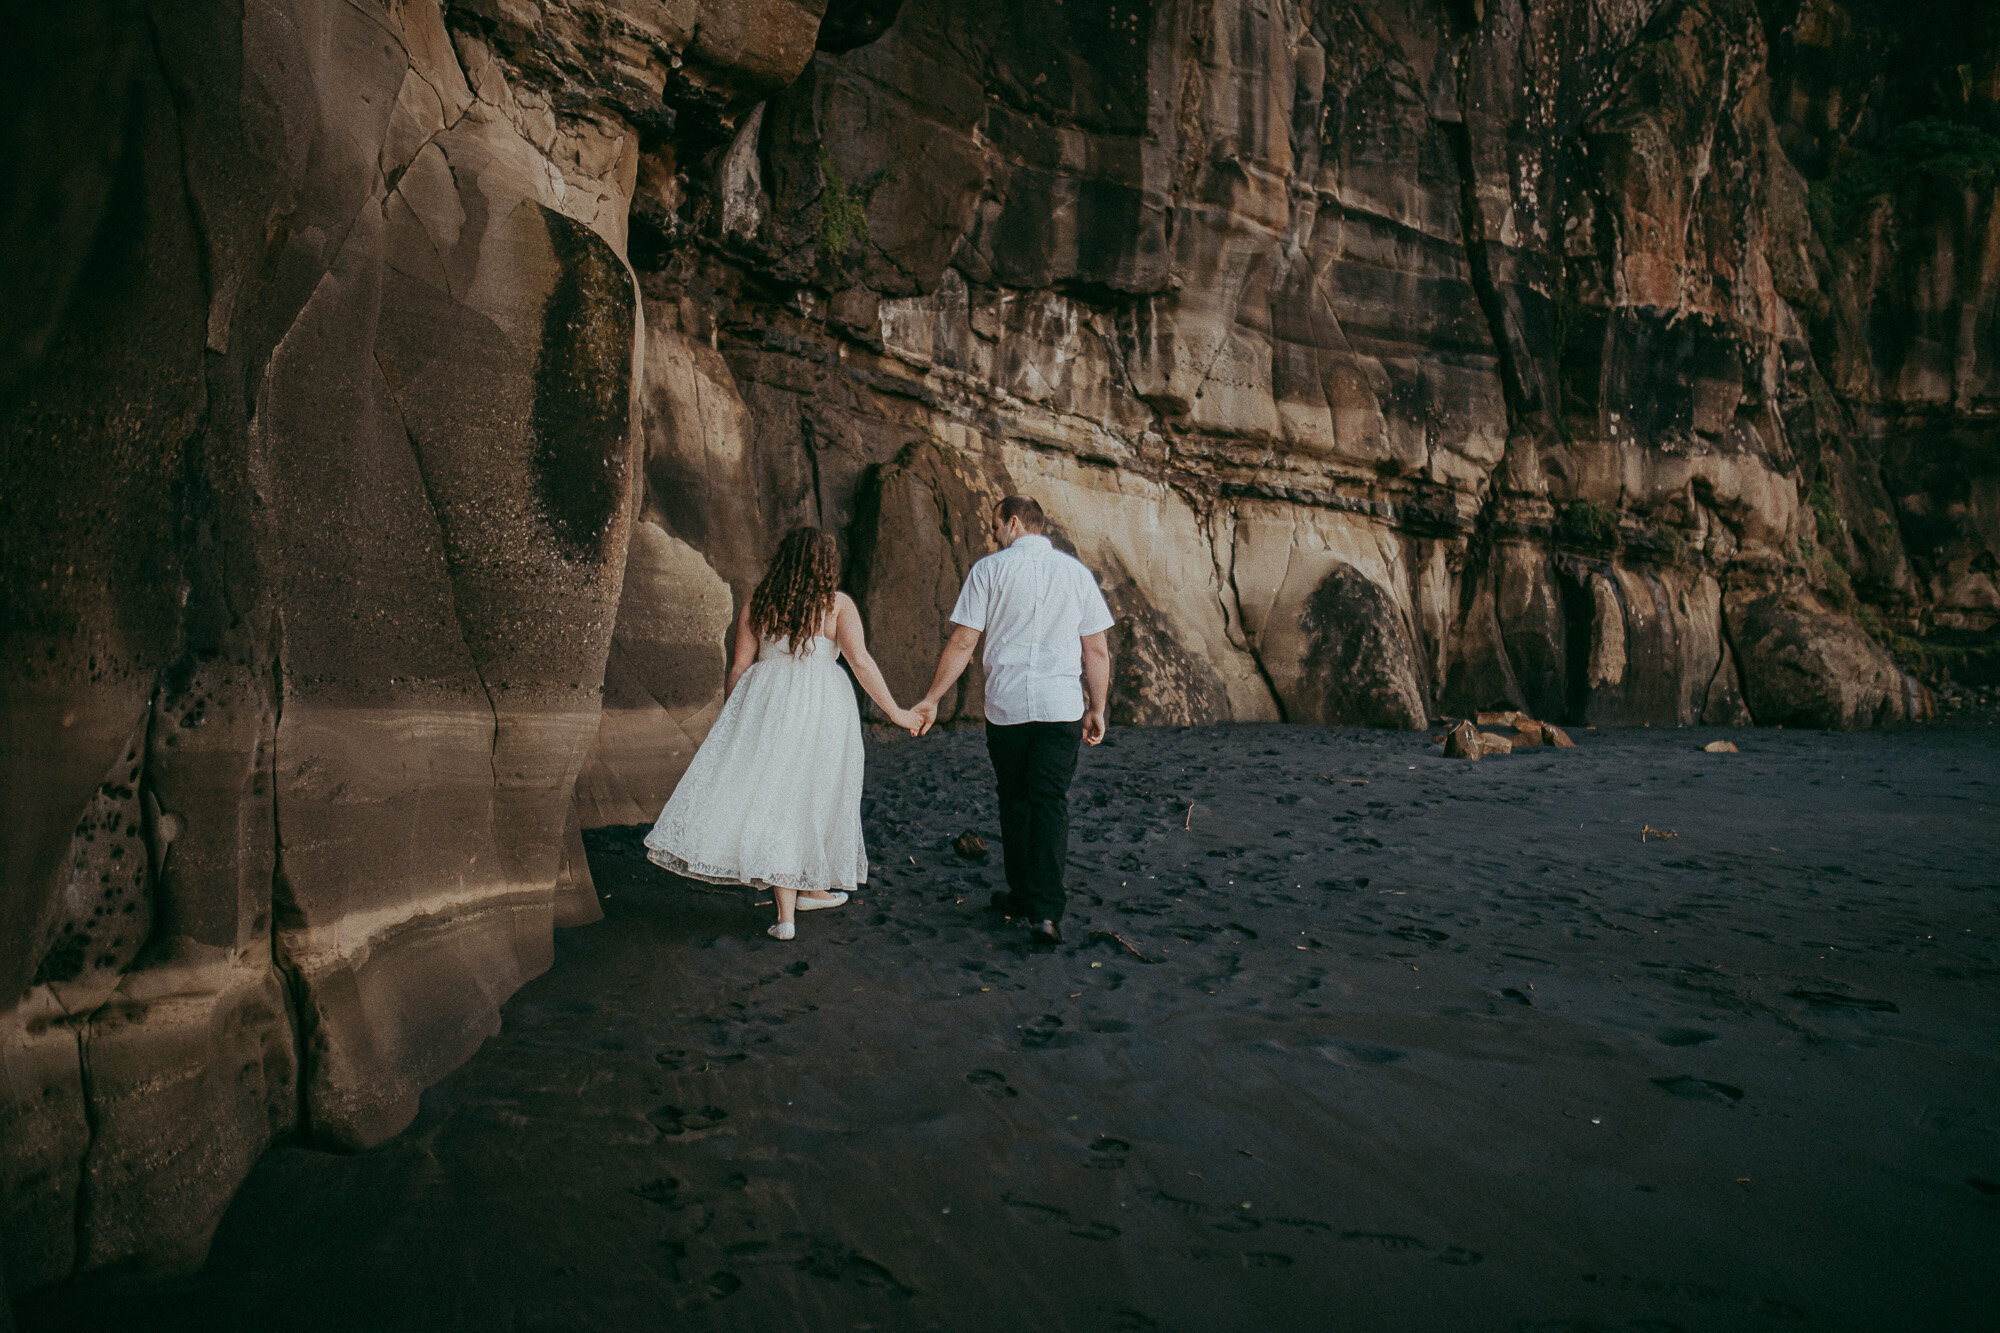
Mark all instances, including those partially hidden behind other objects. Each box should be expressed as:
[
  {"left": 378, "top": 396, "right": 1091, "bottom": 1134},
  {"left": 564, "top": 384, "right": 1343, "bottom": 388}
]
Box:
[{"left": 644, "top": 633, "right": 868, "bottom": 893}]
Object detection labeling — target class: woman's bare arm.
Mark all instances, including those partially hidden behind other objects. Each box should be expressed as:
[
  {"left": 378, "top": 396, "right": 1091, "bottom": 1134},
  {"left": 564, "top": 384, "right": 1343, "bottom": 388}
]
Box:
[
  {"left": 724, "top": 599, "right": 759, "bottom": 698},
  {"left": 833, "top": 593, "right": 918, "bottom": 730}
]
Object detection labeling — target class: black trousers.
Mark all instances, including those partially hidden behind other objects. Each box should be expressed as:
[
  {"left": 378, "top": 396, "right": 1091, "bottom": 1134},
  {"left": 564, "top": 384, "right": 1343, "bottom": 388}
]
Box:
[{"left": 985, "top": 719, "right": 1083, "bottom": 923}]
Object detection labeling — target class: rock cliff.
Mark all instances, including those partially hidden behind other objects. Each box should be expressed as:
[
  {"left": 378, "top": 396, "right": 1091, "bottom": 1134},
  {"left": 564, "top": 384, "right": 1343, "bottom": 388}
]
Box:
[
  {"left": 612, "top": 0, "right": 1986, "bottom": 774},
  {"left": 0, "top": 0, "right": 813, "bottom": 1292},
  {"left": 1, "top": 0, "right": 1991, "bottom": 1294}
]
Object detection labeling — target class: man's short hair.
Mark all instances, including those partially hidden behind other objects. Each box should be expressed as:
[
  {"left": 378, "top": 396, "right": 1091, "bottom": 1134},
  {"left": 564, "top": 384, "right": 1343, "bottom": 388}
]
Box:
[{"left": 995, "top": 495, "right": 1048, "bottom": 533}]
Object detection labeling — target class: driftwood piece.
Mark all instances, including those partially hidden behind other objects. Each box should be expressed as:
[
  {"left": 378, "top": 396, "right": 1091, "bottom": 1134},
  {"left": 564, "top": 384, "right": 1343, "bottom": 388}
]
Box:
[{"left": 1087, "top": 930, "right": 1163, "bottom": 964}]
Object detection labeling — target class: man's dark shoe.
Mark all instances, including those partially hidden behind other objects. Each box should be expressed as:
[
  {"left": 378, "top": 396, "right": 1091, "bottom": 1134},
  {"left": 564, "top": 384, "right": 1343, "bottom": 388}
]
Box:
[{"left": 1029, "top": 919, "right": 1062, "bottom": 947}]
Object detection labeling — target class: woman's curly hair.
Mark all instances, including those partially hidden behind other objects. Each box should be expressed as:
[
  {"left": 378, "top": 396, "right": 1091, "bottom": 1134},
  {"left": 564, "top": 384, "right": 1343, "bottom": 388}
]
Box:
[{"left": 748, "top": 527, "right": 840, "bottom": 654}]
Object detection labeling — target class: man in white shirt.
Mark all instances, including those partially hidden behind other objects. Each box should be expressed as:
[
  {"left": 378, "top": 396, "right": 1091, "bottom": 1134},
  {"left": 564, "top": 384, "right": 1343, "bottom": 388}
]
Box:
[{"left": 913, "top": 496, "right": 1115, "bottom": 945}]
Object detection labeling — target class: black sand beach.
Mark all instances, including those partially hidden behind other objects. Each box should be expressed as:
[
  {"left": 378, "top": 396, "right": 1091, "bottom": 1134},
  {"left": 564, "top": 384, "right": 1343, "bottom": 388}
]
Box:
[{"left": 21, "top": 722, "right": 2000, "bottom": 1332}]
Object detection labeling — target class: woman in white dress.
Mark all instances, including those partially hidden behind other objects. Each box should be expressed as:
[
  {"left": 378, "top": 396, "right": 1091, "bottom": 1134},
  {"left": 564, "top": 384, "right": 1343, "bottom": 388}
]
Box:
[{"left": 644, "top": 527, "right": 921, "bottom": 940}]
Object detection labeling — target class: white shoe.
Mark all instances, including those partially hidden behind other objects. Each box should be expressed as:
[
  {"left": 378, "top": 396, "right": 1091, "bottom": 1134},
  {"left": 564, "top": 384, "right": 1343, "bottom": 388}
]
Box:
[
  {"left": 795, "top": 891, "right": 849, "bottom": 912},
  {"left": 767, "top": 921, "right": 795, "bottom": 941}
]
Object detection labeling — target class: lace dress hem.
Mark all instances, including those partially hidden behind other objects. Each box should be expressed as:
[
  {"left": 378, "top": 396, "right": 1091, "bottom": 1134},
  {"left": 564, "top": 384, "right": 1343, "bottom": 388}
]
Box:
[{"left": 644, "top": 842, "right": 864, "bottom": 895}]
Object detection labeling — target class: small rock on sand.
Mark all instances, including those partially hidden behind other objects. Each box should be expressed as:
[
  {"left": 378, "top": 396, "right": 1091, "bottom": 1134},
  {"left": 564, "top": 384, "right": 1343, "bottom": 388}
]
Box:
[
  {"left": 1477, "top": 732, "right": 1514, "bottom": 756},
  {"left": 1443, "top": 720, "right": 1482, "bottom": 760},
  {"left": 1702, "top": 740, "right": 1739, "bottom": 753},
  {"left": 953, "top": 831, "right": 989, "bottom": 860}
]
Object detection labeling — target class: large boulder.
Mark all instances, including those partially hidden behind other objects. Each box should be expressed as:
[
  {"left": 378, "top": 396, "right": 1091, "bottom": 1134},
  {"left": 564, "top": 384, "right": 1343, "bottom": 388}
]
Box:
[
  {"left": 1727, "top": 589, "right": 1926, "bottom": 729},
  {"left": 1282, "top": 563, "right": 1429, "bottom": 730}
]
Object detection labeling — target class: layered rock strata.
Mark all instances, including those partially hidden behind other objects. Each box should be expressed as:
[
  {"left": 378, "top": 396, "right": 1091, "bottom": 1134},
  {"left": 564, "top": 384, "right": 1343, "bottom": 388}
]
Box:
[{"left": 606, "top": 0, "right": 1976, "bottom": 795}]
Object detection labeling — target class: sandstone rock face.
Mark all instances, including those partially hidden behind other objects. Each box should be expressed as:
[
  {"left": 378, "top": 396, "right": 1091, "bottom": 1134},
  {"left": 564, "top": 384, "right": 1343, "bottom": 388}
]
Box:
[
  {"left": 573, "top": 521, "right": 733, "bottom": 829},
  {"left": 1, "top": 0, "right": 811, "bottom": 1293},
  {"left": 621, "top": 0, "right": 1968, "bottom": 756},
  {"left": 1764, "top": 1, "right": 2000, "bottom": 637},
  {"left": 3, "top": 0, "right": 1991, "bottom": 1296}
]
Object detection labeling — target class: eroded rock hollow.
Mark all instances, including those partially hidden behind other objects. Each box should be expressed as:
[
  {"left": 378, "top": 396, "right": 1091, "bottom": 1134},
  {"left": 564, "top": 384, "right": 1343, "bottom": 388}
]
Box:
[{"left": 2, "top": 0, "right": 1993, "bottom": 1294}]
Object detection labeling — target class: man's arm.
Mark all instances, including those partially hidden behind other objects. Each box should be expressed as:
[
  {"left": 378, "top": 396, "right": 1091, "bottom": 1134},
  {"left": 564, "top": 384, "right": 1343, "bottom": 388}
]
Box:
[
  {"left": 1080, "top": 630, "right": 1110, "bottom": 745},
  {"left": 914, "top": 624, "right": 982, "bottom": 735}
]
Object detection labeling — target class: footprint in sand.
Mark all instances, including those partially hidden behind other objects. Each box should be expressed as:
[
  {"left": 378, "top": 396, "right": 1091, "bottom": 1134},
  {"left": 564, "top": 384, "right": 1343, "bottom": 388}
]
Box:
[
  {"left": 656, "top": 1048, "right": 752, "bottom": 1072},
  {"left": 1003, "top": 1194, "right": 1122, "bottom": 1241},
  {"left": 1086, "top": 1136, "right": 1131, "bottom": 1169},
  {"left": 1339, "top": 1231, "right": 1430, "bottom": 1252},
  {"left": 794, "top": 1244, "right": 916, "bottom": 1298},
  {"left": 632, "top": 1176, "right": 685, "bottom": 1206},
  {"left": 1786, "top": 988, "right": 1899, "bottom": 1013},
  {"left": 1656, "top": 1028, "right": 1717, "bottom": 1047},
  {"left": 1141, "top": 1188, "right": 1208, "bottom": 1215},
  {"left": 1652, "top": 1075, "right": 1744, "bottom": 1103},
  {"left": 650, "top": 1104, "right": 730, "bottom": 1134},
  {"left": 656, "top": 1238, "right": 686, "bottom": 1282},
  {"left": 1141, "top": 1188, "right": 1267, "bottom": 1232},
  {"left": 1002, "top": 1194, "right": 1069, "bottom": 1223},
  {"left": 1022, "top": 1015, "right": 1081, "bottom": 1049},
  {"left": 965, "top": 1069, "right": 1019, "bottom": 1098}
]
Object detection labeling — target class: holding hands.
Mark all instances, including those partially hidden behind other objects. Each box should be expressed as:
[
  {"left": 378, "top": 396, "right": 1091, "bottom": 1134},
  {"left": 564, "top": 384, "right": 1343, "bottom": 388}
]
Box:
[{"left": 884, "top": 699, "right": 937, "bottom": 737}]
